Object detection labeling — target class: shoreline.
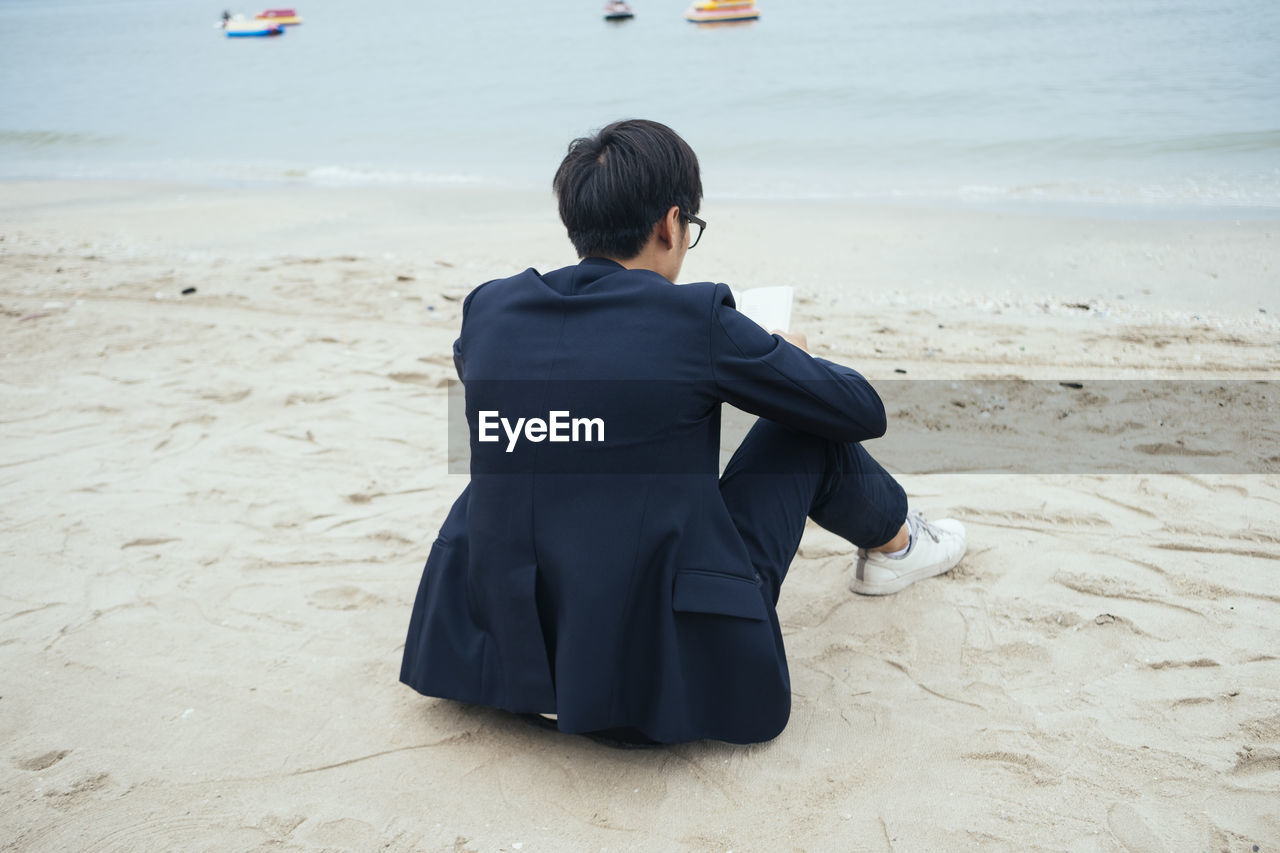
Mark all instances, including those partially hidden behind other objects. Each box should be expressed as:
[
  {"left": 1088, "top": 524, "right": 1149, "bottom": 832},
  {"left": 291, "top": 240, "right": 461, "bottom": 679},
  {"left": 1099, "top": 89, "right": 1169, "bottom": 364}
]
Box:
[
  {"left": 2, "top": 177, "right": 1278, "bottom": 322},
  {"left": 7, "top": 171, "right": 1280, "bottom": 219},
  {"left": 6, "top": 155, "right": 1280, "bottom": 218}
]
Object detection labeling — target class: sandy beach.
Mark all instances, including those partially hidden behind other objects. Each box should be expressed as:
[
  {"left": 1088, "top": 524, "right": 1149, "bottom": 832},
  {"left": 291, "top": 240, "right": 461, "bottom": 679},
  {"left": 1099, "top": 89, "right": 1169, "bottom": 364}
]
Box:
[{"left": 2, "top": 180, "right": 1278, "bottom": 851}]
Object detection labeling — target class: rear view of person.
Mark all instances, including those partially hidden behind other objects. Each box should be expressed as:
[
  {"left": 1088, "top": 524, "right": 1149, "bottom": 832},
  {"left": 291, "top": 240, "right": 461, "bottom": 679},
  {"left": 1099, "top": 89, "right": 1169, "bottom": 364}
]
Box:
[{"left": 400, "top": 119, "right": 966, "bottom": 744}]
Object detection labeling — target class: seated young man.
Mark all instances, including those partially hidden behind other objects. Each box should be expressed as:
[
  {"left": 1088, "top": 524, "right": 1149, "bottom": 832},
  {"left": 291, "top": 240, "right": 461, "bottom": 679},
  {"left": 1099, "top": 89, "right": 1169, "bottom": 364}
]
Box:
[{"left": 399, "top": 119, "right": 966, "bottom": 745}]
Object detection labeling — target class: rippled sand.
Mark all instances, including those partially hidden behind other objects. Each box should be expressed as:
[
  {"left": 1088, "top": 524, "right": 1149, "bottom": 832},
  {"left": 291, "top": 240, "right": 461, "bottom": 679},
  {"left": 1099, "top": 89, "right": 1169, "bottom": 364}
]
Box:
[{"left": 2, "top": 181, "right": 1277, "bottom": 850}]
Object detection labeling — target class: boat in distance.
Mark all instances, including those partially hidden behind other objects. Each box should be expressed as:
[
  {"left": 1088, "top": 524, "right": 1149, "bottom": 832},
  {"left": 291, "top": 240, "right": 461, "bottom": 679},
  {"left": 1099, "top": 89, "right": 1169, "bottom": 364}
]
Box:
[
  {"left": 256, "top": 8, "right": 303, "bottom": 25},
  {"left": 220, "top": 13, "right": 285, "bottom": 36},
  {"left": 685, "top": 0, "right": 759, "bottom": 24},
  {"left": 603, "top": 1, "right": 634, "bottom": 20}
]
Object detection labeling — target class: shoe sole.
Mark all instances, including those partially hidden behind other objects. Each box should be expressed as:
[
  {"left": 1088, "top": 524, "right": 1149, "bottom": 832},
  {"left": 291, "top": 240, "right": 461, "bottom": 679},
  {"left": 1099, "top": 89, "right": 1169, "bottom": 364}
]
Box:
[{"left": 849, "top": 557, "right": 961, "bottom": 596}]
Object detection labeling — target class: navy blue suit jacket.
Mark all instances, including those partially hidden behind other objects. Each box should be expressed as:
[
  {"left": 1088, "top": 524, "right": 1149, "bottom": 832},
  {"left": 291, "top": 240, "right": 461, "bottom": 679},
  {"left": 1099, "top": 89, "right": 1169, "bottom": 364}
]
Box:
[{"left": 400, "top": 258, "right": 886, "bottom": 744}]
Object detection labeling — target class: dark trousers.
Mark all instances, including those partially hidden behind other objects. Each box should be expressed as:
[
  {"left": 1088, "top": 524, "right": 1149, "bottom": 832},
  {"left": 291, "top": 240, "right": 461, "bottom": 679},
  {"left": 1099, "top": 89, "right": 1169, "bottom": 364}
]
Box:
[
  {"left": 719, "top": 418, "right": 908, "bottom": 604},
  {"left": 530, "top": 418, "right": 907, "bottom": 748}
]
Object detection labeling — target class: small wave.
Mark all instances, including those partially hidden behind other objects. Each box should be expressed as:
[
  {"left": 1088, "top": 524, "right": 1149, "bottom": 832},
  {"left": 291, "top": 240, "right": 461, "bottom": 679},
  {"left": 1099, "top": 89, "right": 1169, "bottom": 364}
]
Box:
[
  {"left": 4, "top": 154, "right": 1277, "bottom": 212},
  {"left": 298, "top": 165, "right": 501, "bottom": 188},
  {"left": 0, "top": 129, "right": 119, "bottom": 148},
  {"left": 957, "top": 175, "right": 1280, "bottom": 208},
  {"left": 993, "top": 130, "right": 1280, "bottom": 158},
  {"left": 712, "top": 174, "right": 1280, "bottom": 210},
  {"left": 1141, "top": 129, "right": 1280, "bottom": 156},
  {"left": 0, "top": 157, "right": 531, "bottom": 191}
]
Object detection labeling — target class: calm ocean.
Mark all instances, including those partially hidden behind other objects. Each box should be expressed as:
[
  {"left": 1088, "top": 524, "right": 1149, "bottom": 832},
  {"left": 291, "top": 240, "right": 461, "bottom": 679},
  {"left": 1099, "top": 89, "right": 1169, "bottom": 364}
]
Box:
[{"left": 2, "top": 0, "right": 1278, "bottom": 208}]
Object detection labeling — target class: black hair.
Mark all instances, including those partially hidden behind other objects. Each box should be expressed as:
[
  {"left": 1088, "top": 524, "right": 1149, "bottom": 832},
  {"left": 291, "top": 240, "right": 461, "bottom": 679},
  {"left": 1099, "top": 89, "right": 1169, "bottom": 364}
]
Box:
[{"left": 552, "top": 119, "right": 702, "bottom": 260}]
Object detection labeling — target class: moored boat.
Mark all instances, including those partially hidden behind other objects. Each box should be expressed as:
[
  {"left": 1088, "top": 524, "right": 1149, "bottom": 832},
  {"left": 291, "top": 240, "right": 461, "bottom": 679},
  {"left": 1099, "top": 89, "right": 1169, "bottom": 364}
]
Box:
[
  {"left": 684, "top": 0, "right": 759, "bottom": 23},
  {"left": 603, "top": 1, "right": 634, "bottom": 20},
  {"left": 222, "top": 14, "right": 284, "bottom": 36},
  {"left": 256, "top": 8, "right": 303, "bottom": 25}
]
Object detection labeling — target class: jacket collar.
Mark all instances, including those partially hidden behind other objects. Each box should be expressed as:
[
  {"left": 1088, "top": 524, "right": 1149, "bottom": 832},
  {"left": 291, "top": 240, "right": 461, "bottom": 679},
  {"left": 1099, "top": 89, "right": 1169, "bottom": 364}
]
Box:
[
  {"left": 579, "top": 256, "right": 626, "bottom": 271},
  {"left": 537, "top": 257, "right": 671, "bottom": 297}
]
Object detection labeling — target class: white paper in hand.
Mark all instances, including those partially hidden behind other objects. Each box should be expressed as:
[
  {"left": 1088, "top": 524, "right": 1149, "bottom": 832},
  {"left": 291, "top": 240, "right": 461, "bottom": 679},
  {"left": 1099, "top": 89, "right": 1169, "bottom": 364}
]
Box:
[{"left": 733, "top": 285, "right": 794, "bottom": 334}]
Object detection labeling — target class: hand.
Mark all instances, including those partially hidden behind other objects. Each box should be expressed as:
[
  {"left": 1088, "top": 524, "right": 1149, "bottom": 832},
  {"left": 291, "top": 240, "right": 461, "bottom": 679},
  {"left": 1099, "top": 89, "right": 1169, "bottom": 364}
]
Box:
[{"left": 774, "top": 329, "right": 808, "bottom": 353}]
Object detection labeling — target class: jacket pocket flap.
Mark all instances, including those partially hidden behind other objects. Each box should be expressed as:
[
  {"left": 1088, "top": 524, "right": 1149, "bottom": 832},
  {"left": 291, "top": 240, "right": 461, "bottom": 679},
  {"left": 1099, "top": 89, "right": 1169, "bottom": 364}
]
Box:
[{"left": 672, "top": 569, "right": 767, "bottom": 621}]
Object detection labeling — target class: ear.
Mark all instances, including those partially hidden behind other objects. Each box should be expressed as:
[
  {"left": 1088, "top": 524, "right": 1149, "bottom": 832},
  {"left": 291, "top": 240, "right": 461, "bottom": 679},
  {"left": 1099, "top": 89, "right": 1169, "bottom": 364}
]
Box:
[{"left": 656, "top": 205, "right": 682, "bottom": 250}]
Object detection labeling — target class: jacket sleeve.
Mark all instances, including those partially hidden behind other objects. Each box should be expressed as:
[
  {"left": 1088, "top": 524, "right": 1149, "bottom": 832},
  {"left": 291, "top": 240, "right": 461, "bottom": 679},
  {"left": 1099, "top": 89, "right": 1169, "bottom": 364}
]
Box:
[
  {"left": 709, "top": 283, "right": 886, "bottom": 442},
  {"left": 452, "top": 281, "right": 491, "bottom": 384}
]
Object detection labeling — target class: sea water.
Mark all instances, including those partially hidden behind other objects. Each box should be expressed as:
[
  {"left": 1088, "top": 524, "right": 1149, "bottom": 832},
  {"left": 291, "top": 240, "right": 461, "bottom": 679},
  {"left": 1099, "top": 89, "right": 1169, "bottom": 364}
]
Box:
[{"left": 1, "top": 0, "right": 1277, "bottom": 208}]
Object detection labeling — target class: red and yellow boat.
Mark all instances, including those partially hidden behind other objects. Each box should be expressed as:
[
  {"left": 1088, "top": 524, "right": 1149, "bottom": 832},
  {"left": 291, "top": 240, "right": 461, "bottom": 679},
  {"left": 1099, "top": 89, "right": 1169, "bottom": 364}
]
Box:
[
  {"left": 256, "top": 8, "right": 303, "bottom": 25},
  {"left": 684, "top": 0, "right": 759, "bottom": 24}
]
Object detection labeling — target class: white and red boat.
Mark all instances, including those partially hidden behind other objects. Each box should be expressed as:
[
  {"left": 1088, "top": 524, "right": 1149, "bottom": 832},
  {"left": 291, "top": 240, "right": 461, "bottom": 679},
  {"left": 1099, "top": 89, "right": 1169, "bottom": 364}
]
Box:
[
  {"left": 684, "top": 0, "right": 759, "bottom": 23},
  {"left": 220, "top": 13, "right": 285, "bottom": 36}
]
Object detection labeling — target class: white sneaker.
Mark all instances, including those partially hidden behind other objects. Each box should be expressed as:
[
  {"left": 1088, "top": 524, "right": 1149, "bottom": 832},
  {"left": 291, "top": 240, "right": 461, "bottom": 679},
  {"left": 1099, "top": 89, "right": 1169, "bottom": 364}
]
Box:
[{"left": 850, "top": 512, "right": 966, "bottom": 596}]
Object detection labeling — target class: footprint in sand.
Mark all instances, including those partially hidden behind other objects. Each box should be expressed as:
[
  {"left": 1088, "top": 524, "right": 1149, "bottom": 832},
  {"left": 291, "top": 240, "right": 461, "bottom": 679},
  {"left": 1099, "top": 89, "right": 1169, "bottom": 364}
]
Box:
[
  {"left": 1232, "top": 746, "right": 1280, "bottom": 776},
  {"left": 199, "top": 388, "right": 252, "bottom": 404},
  {"left": 307, "top": 585, "right": 386, "bottom": 611},
  {"left": 121, "top": 538, "right": 179, "bottom": 549},
  {"left": 1106, "top": 802, "right": 1163, "bottom": 853},
  {"left": 386, "top": 371, "right": 437, "bottom": 386},
  {"left": 15, "top": 749, "right": 71, "bottom": 771},
  {"left": 44, "top": 771, "right": 111, "bottom": 804}
]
